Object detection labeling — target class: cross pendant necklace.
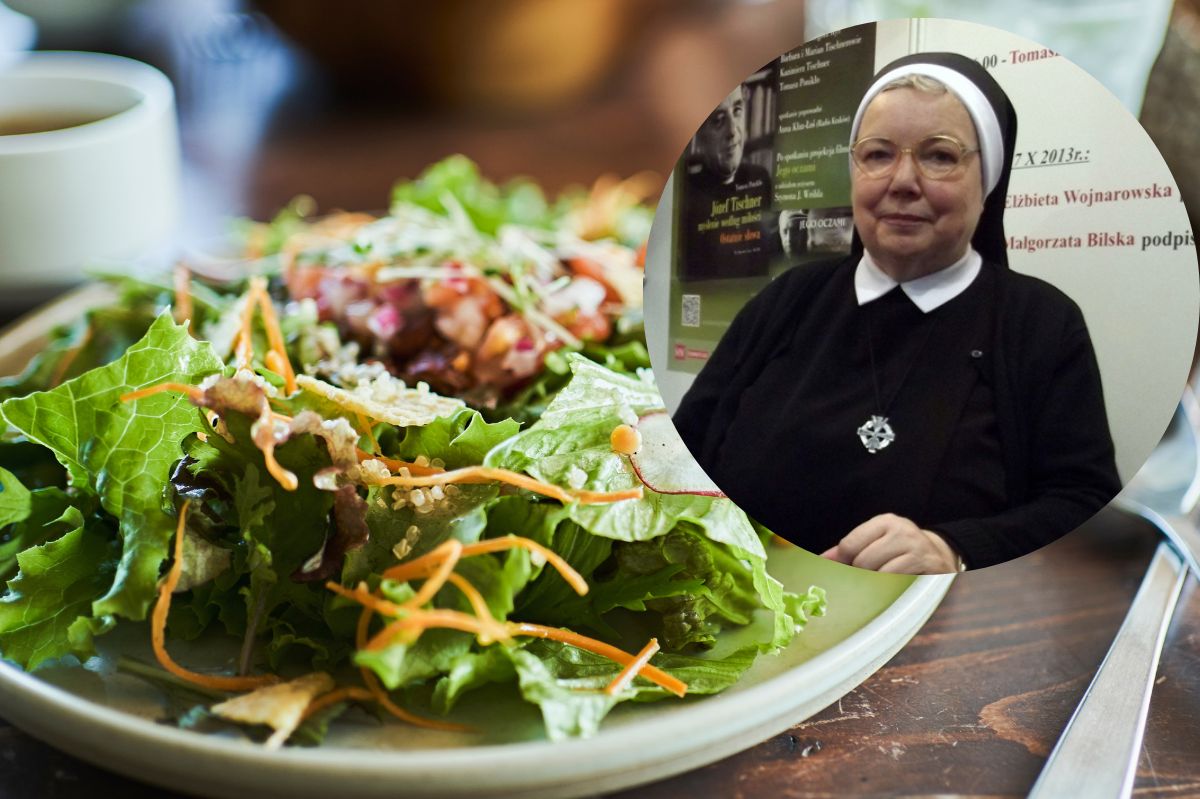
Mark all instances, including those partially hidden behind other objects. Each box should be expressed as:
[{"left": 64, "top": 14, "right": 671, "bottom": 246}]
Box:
[
  {"left": 857, "top": 414, "right": 895, "bottom": 454},
  {"left": 858, "top": 306, "right": 939, "bottom": 454}
]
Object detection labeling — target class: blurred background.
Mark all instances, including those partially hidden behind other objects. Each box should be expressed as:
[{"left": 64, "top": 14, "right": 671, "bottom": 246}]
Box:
[
  {"left": 1, "top": 3, "right": 1198, "bottom": 793},
  {"left": 0, "top": 0, "right": 1197, "bottom": 310}
]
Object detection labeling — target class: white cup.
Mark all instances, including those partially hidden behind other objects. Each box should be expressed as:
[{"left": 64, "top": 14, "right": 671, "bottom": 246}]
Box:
[{"left": 0, "top": 51, "right": 180, "bottom": 292}]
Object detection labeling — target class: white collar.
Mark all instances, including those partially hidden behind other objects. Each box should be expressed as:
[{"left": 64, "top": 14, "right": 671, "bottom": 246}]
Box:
[{"left": 854, "top": 248, "right": 982, "bottom": 313}]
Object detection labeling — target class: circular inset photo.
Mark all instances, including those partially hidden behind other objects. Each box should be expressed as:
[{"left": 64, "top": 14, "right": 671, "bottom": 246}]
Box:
[{"left": 644, "top": 18, "right": 1199, "bottom": 574}]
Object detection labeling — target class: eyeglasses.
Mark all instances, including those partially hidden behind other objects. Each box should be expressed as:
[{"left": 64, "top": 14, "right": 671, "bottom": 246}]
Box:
[{"left": 850, "top": 135, "right": 979, "bottom": 180}]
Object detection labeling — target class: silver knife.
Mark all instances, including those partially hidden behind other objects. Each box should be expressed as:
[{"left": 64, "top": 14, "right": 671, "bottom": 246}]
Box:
[{"left": 1027, "top": 540, "right": 1187, "bottom": 798}]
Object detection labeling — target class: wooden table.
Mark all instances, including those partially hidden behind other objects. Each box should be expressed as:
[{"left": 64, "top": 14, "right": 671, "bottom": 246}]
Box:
[{"left": 3, "top": 2, "right": 1199, "bottom": 796}]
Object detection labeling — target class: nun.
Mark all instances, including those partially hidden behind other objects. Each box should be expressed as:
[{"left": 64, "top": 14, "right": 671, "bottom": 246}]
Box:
[{"left": 672, "top": 53, "right": 1121, "bottom": 574}]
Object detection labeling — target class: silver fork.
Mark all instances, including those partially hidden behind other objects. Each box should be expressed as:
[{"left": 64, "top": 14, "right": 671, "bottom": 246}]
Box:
[{"left": 1028, "top": 388, "right": 1199, "bottom": 798}]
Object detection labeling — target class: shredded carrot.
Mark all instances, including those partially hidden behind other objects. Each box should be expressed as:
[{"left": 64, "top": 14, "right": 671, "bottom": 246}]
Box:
[
  {"left": 260, "top": 445, "right": 299, "bottom": 491},
  {"left": 445, "top": 572, "right": 509, "bottom": 644},
  {"left": 264, "top": 349, "right": 288, "bottom": 377},
  {"left": 300, "top": 686, "right": 375, "bottom": 721},
  {"left": 462, "top": 536, "right": 589, "bottom": 596},
  {"left": 330, "top": 580, "right": 685, "bottom": 698},
  {"left": 331, "top": 581, "right": 497, "bottom": 649},
  {"left": 327, "top": 581, "right": 410, "bottom": 617},
  {"left": 369, "top": 538, "right": 508, "bottom": 643},
  {"left": 346, "top": 588, "right": 474, "bottom": 731},
  {"left": 228, "top": 275, "right": 296, "bottom": 394},
  {"left": 356, "top": 601, "right": 373, "bottom": 649},
  {"left": 331, "top": 584, "right": 501, "bottom": 646},
  {"left": 350, "top": 259, "right": 387, "bottom": 283},
  {"left": 346, "top": 600, "right": 474, "bottom": 731},
  {"left": 234, "top": 285, "right": 258, "bottom": 370},
  {"left": 365, "top": 609, "right": 494, "bottom": 651},
  {"left": 381, "top": 466, "right": 642, "bottom": 505},
  {"left": 580, "top": 174, "right": 619, "bottom": 238},
  {"left": 121, "top": 382, "right": 205, "bottom": 404},
  {"left": 509, "top": 622, "right": 686, "bottom": 697},
  {"left": 378, "top": 551, "right": 451, "bottom": 584},
  {"left": 251, "top": 276, "right": 297, "bottom": 394},
  {"left": 380, "top": 534, "right": 587, "bottom": 597},
  {"left": 174, "top": 263, "right": 193, "bottom": 326},
  {"left": 577, "top": 171, "right": 660, "bottom": 241},
  {"left": 606, "top": 638, "right": 660, "bottom": 695},
  {"left": 152, "top": 501, "right": 278, "bottom": 692},
  {"left": 244, "top": 395, "right": 298, "bottom": 492},
  {"left": 361, "top": 667, "right": 474, "bottom": 732},
  {"left": 404, "top": 540, "right": 464, "bottom": 609},
  {"left": 362, "top": 607, "right": 685, "bottom": 697}
]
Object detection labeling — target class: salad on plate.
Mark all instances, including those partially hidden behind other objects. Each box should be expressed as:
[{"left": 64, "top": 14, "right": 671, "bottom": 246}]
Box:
[{"left": 0, "top": 156, "right": 824, "bottom": 747}]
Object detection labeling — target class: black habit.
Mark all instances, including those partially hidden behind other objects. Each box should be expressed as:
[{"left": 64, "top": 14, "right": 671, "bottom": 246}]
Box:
[{"left": 672, "top": 254, "right": 1121, "bottom": 569}]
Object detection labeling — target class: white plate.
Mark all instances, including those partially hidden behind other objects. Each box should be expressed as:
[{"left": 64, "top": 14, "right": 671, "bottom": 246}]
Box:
[{"left": 0, "top": 286, "right": 954, "bottom": 798}]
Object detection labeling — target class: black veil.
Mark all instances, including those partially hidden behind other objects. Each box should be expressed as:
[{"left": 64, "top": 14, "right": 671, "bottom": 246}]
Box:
[{"left": 849, "top": 52, "right": 1018, "bottom": 268}]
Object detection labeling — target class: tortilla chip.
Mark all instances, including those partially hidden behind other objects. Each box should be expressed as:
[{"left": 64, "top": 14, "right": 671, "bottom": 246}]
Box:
[
  {"left": 211, "top": 672, "right": 336, "bottom": 748},
  {"left": 295, "top": 373, "right": 463, "bottom": 428}
]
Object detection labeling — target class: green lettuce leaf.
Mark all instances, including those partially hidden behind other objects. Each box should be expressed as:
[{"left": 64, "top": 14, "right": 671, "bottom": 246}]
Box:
[
  {"left": 394, "top": 409, "right": 519, "bottom": 470},
  {"left": 355, "top": 546, "right": 534, "bottom": 691},
  {"left": 492, "top": 637, "right": 764, "bottom": 740},
  {"left": 505, "top": 646, "right": 620, "bottom": 741},
  {"left": 523, "top": 637, "right": 758, "bottom": 700},
  {"left": 480, "top": 357, "right": 809, "bottom": 655},
  {"left": 0, "top": 313, "right": 224, "bottom": 623},
  {"left": 166, "top": 567, "right": 246, "bottom": 641},
  {"left": 430, "top": 645, "right": 517, "bottom": 714},
  {"left": 0, "top": 507, "right": 119, "bottom": 669},
  {"left": 182, "top": 416, "right": 337, "bottom": 655},
  {"left": 0, "top": 488, "right": 90, "bottom": 580},
  {"left": 264, "top": 602, "right": 353, "bottom": 673},
  {"left": 485, "top": 354, "right": 764, "bottom": 557},
  {"left": 390, "top": 156, "right": 555, "bottom": 237},
  {"left": 355, "top": 629, "right": 474, "bottom": 692},
  {"left": 0, "top": 467, "right": 31, "bottom": 527},
  {"left": 342, "top": 483, "right": 495, "bottom": 585},
  {"left": 338, "top": 407, "right": 516, "bottom": 586},
  {"left": 482, "top": 354, "right": 659, "bottom": 505},
  {"left": 503, "top": 512, "right": 614, "bottom": 636}
]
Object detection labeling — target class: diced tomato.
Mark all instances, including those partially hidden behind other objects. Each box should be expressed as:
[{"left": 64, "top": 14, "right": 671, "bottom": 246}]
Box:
[
  {"left": 564, "top": 310, "right": 611, "bottom": 343},
  {"left": 285, "top": 265, "right": 327, "bottom": 302},
  {"left": 567, "top": 257, "right": 622, "bottom": 304}
]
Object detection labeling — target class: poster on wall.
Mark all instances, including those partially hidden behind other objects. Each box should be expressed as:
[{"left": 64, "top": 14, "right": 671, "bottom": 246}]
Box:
[
  {"left": 676, "top": 62, "right": 778, "bottom": 283},
  {"left": 668, "top": 23, "right": 877, "bottom": 373}
]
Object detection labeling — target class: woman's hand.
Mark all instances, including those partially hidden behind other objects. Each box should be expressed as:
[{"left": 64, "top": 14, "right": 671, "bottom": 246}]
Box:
[{"left": 820, "top": 513, "right": 962, "bottom": 574}]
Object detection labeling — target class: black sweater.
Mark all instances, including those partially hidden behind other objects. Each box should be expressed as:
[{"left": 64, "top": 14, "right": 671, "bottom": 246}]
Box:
[{"left": 672, "top": 255, "right": 1121, "bottom": 568}]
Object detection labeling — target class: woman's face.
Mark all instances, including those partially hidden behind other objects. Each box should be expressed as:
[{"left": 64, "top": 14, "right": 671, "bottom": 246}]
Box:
[{"left": 851, "top": 88, "right": 985, "bottom": 280}]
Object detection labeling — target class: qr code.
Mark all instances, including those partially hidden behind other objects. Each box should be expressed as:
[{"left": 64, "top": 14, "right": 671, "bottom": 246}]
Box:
[{"left": 681, "top": 294, "right": 701, "bottom": 327}]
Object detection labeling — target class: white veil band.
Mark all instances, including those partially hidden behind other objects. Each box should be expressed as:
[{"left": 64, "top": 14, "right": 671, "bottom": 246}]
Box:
[{"left": 849, "top": 63, "right": 1004, "bottom": 197}]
